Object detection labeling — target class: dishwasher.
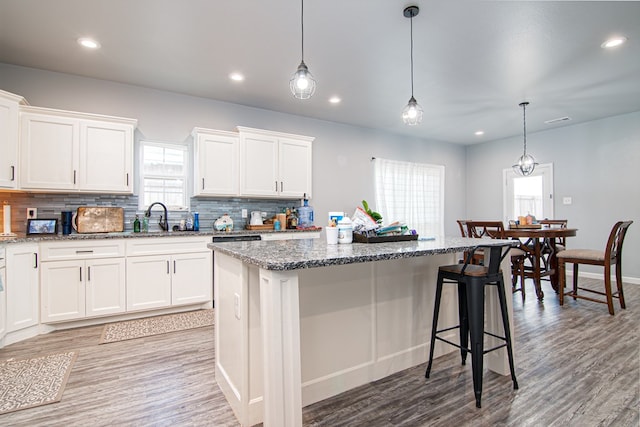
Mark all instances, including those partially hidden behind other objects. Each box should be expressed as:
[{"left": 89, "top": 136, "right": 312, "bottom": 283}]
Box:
[{"left": 211, "top": 234, "right": 262, "bottom": 307}]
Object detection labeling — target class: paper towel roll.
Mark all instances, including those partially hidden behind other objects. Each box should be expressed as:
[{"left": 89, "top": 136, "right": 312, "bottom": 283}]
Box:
[{"left": 2, "top": 204, "right": 11, "bottom": 234}]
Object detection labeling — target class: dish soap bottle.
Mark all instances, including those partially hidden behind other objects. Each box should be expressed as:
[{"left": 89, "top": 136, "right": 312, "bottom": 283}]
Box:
[{"left": 133, "top": 215, "right": 141, "bottom": 233}]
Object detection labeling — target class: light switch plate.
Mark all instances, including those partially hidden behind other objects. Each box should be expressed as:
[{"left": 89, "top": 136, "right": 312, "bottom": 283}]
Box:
[
  {"left": 562, "top": 197, "right": 572, "bottom": 205},
  {"left": 241, "top": 209, "right": 247, "bottom": 218}
]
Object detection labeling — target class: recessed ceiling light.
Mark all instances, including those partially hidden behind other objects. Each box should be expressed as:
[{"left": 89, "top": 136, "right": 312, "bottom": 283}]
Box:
[
  {"left": 229, "top": 73, "right": 245, "bottom": 82},
  {"left": 601, "top": 36, "right": 628, "bottom": 49},
  {"left": 329, "top": 96, "right": 341, "bottom": 104},
  {"left": 77, "top": 37, "right": 100, "bottom": 49},
  {"left": 474, "top": 130, "right": 484, "bottom": 136}
]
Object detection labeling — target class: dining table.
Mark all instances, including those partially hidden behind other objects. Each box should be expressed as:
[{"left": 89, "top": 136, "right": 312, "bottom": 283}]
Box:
[{"left": 503, "top": 226, "right": 578, "bottom": 300}]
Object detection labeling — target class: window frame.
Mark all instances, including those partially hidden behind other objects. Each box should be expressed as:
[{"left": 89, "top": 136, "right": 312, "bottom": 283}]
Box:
[{"left": 138, "top": 140, "right": 189, "bottom": 211}]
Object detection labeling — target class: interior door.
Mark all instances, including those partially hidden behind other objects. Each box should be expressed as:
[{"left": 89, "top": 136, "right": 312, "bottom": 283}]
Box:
[{"left": 503, "top": 163, "right": 554, "bottom": 223}]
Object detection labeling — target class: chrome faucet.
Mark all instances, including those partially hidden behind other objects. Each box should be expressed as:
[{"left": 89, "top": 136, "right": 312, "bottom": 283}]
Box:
[{"left": 145, "top": 202, "right": 169, "bottom": 231}]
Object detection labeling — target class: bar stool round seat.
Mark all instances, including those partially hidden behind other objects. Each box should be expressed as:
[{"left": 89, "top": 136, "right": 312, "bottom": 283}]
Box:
[{"left": 425, "top": 243, "right": 519, "bottom": 408}]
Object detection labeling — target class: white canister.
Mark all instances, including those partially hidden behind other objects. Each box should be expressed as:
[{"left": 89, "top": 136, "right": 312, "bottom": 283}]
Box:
[{"left": 337, "top": 217, "right": 353, "bottom": 244}]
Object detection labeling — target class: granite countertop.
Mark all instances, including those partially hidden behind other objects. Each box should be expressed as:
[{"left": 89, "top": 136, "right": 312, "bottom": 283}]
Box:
[
  {"left": 208, "top": 236, "right": 518, "bottom": 271},
  {"left": 0, "top": 228, "right": 320, "bottom": 245}
]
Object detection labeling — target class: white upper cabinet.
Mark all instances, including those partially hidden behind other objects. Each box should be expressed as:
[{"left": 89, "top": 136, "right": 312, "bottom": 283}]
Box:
[
  {"left": 238, "top": 126, "right": 313, "bottom": 198},
  {"left": 192, "top": 128, "right": 239, "bottom": 197},
  {"left": 0, "top": 90, "right": 27, "bottom": 189},
  {"left": 19, "top": 106, "right": 136, "bottom": 193}
]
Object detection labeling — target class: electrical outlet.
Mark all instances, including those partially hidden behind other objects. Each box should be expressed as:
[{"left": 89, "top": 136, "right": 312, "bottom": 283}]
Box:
[
  {"left": 241, "top": 209, "right": 247, "bottom": 218},
  {"left": 27, "top": 208, "right": 37, "bottom": 219}
]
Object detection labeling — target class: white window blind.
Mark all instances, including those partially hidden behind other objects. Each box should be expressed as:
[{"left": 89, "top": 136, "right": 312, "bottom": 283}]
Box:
[
  {"left": 139, "top": 141, "right": 188, "bottom": 210},
  {"left": 373, "top": 158, "right": 445, "bottom": 238}
]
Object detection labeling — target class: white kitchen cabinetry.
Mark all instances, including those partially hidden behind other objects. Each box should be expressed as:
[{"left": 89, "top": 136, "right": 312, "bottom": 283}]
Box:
[
  {"left": 192, "top": 128, "right": 239, "bottom": 197},
  {"left": 126, "top": 236, "right": 212, "bottom": 312},
  {"left": 6, "top": 243, "right": 39, "bottom": 332},
  {"left": 0, "top": 90, "right": 26, "bottom": 189},
  {"left": 238, "top": 127, "right": 313, "bottom": 198},
  {"left": 40, "top": 240, "right": 126, "bottom": 323},
  {"left": 19, "top": 106, "right": 136, "bottom": 193}
]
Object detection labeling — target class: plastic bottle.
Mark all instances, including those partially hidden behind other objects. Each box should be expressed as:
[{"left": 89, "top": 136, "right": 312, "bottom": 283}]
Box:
[
  {"left": 297, "top": 194, "right": 314, "bottom": 228},
  {"left": 185, "top": 211, "right": 194, "bottom": 231},
  {"left": 338, "top": 217, "right": 353, "bottom": 244},
  {"left": 193, "top": 212, "right": 199, "bottom": 231},
  {"left": 142, "top": 215, "right": 149, "bottom": 233},
  {"left": 133, "top": 215, "right": 141, "bottom": 233}
]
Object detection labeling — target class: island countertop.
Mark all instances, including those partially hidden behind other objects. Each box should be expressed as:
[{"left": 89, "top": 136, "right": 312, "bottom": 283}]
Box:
[{"left": 208, "top": 236, "right": 517, "bottom": 271}]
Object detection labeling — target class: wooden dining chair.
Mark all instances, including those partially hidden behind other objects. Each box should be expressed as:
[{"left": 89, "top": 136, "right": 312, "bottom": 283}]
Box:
[
  {"left": 465, "top": 221, "right": 527, "bottom": 301},
  {"left": 558, "top": 221, "right": 633, "bottom": 315}
]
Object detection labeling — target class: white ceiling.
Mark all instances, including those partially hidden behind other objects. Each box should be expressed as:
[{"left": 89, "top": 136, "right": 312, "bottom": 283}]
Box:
[{"left": 0, "top": 0, "right": 639, "bottom": 144}]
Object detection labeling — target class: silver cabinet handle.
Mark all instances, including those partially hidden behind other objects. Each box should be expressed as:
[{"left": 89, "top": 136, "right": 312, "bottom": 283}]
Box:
[
  {"left": 275, "top": 181, "right": 278, "bottom": 191},
  {"left": 76, "top": 250, "right": 94, "bottom": 254},
  {"left": 280, "top": 181, "right": 283, "bottom": 192},
  {"left": 173, "top": 260, "right": 176, "bottom": 274},
  {"left": 202, "top": 178, "right": 205, "bottom": 190},
  {"left": 10, "top": 165, "right": 15, "bottom": 181},
  {"left": 33, "top": 253, "right": 38, "bottom": 268},
  {"left": 88, "top": 266, "right": 91, "bottom": 281},
  {"left": 73, "top": 170, "right": 77, "bottom": 184},
  {"left": 80, "top": 266, "right": 82, "bottom": 281},
  {"left": 166, "top": 260, "right": 170, "bottom": 274},
  {"left": 126, "top": 173, "right": 129, "bottom": 186}
]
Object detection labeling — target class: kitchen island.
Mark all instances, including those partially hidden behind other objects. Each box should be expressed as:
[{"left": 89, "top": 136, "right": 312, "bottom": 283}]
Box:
[{"left": 209, "top": 237, "right": 518, "bottom": 427}]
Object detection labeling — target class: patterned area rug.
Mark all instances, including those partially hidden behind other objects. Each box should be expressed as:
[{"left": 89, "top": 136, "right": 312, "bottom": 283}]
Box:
[
  {"left": 0, "top": 351, "right": 77, "bottom": 415},
  {"left": 99, "top": 309, "right": 215, "bottom": 344}
]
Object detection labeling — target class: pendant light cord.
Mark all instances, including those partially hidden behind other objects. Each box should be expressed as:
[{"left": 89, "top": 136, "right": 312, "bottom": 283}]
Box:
[
  {"left": 410, "top": 13, "right": 414, "bottom": 97},
  {"left": 301, "top": 0, "right": 305, "bottom": 62},
  {"left": 522, "top": 102, "right": 527, "bottom": 155}
]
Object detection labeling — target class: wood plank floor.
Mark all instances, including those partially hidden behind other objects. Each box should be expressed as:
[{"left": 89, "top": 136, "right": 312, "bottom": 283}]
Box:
[{"left": 1, "top": 278, "right": 638, "bottom": 426}]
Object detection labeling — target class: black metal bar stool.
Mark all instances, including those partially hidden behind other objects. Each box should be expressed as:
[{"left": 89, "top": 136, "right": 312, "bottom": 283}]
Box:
[{"left": 425, "top": 244, "right": 518, "bottom": 408}]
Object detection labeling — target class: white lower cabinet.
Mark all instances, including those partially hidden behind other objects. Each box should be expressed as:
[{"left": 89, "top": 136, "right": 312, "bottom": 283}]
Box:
[
  {"left": 126, "top": 255, "right": 173, "bottom": 311},
  {"left": 41, "top": 258, "right": 126, "bottom": 323},
  {"left": 6, "top": 244, "right": 39, "bottom": 332},
  {"left": 0, "top": 248, "right": 6, "bottom": 340},
  {"left": 126, "top": 237, "right": 212, "bottom": 312}
]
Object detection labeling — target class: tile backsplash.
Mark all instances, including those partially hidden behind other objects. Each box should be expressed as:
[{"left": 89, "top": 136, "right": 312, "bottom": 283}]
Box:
[{"left": 1, "top": 192, "right": 303, "bottom": 234}]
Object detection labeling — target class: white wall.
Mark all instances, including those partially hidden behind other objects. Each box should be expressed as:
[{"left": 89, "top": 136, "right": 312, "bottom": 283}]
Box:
[
  {"left": 0, "top": 62, "right": 467, "bottom": 236},
  {"left": 466, "top": 111, "right": 640, "bottom": 279}
]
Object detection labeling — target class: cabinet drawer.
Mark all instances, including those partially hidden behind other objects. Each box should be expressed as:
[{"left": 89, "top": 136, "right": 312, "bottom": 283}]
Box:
[
  {"left": 126, "top": 236, "right": 210, "bottom": 256},
  {"left": 40, "top": 239, "right": 125, "bottom": 261}
]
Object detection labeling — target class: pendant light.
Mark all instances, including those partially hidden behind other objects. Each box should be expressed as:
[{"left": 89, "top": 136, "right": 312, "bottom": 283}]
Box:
[
  {"left": 402, "top": 6, "right": 423, "bottom": 126},
  {"left": 512, "top": 101, "right": 539, "bottom": 176},
  {"left": 290, "top": 0, "right": 316, "bottom": 99}
]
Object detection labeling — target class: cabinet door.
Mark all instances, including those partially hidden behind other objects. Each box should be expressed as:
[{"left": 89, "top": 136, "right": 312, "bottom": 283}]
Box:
[
  {"left": 79, "top": 120, "right": 133, "bottom": 193},
  {"left": 0, "top": 267, "right": 6, "bottom": 339},
  {"left": 0, "top": 93, "right": 20, "bottom": 189},
  {"left": 171, "top": 252, "right": 212, "bottom": 306},
  {"left": 240, "top": 133, "right": 279, "bottom": 197},
  {"left": 279, "top": 137, "right": 312, "bottom": 198},
  {"left": 86, "top": 258, "right": 126, "bottom": 317},
  {"left": 194, "top": 131, "right": 239, "bottom": 196},
  {"left": 126, "top": 255, "right": 172, "bottom": 311},
  {"left": 41, "top": 260, "right": 84, "bottom": 322},
  {"left": 6, "top": 244, "right": 39, "bottom": 332},
  {"left": 20, "top": 113, "right": 79, "bottom": 190}
]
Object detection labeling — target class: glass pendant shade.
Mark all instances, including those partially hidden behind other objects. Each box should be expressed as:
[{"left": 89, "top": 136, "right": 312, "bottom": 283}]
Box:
[
  {"left": 402, "top": 96, "right": 423, "bottom": 126},
  {"left": 290, "top": 61, "right": 316, "bottom": 99}
]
